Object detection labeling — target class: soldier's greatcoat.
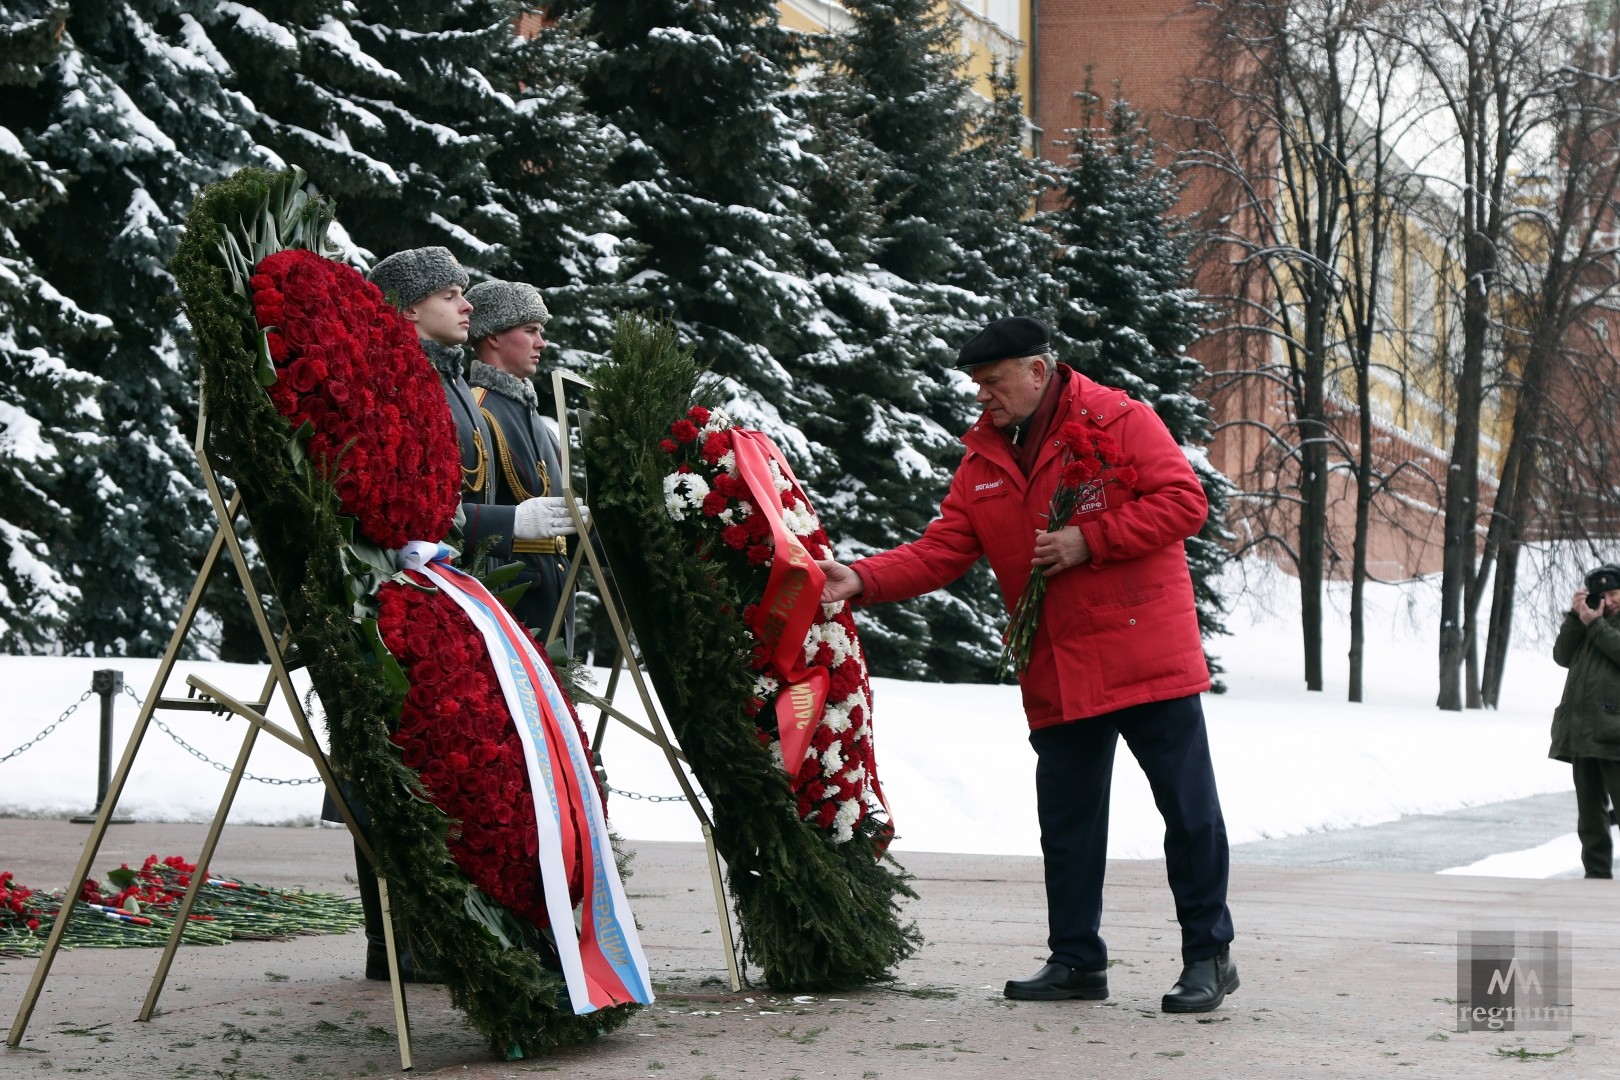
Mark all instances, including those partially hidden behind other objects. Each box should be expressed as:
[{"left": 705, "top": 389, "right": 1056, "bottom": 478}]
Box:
[
  {"left": 423, "top": 340, "right": 516, "bottom": 563},
  {"left": 469, "top": 360, "right": 573, "bottom": 646}
]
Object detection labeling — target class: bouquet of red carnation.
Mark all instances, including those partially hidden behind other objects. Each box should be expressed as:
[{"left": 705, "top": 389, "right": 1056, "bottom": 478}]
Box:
[{"left": 996, "top": 420, "right": 1138, "bottom": 680}]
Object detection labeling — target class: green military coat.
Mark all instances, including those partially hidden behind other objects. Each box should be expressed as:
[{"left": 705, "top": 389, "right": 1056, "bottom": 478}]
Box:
[{"left": 1550, "top": 610, "right": 1620, "bottom": 762}]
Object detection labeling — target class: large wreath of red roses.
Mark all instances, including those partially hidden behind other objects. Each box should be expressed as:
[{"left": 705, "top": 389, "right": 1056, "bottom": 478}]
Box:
[
  {"left": 376, "top": 578, "right": 593, "bottom": 925},
  {"left": 249, "top": 249, "right": 588, "bottom": 930},
  {"left": 661, "top": 407, "right": 885, "bottom": 843},
  {"left": 250, "top": 248, "right": 460, "bottom": 550}
]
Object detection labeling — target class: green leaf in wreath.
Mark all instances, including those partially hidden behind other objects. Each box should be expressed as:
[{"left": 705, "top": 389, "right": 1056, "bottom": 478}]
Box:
[
  {"left": 481, "top": 559, "right": 525, "bottom": 590},
  {"left": 462, "top": 885, "right": 529, "bottom": 951},
  {"left": 254, "top": 326, "right": 278, "bottom": 387},
  {"left": 286, "top": 419, "right": 314, "bottom": 471},
  {"left": 359, "top": 617, "right": 410, "bottom": 698},
  {"left": 493, "top": 579, "right": 532, "bottom": 610},
  {"left": 105, "top": 866, "right": 138, "bottom": 890}
]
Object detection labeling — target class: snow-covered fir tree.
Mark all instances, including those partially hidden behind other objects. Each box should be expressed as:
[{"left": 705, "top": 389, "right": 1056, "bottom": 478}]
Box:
[
  {"left": 205, "top": 0, "right": 504, "bottom": 265},
  {"left": 950, "top": 65, "right": 1057, "bottom": 313},
  {"left": 1042, "top": 88, "right": 1232, "bottom": 669},
  {"left": 567, "top": 0, "right": 835, "bottom": 415},
  {"left": 205, "top": 1, "right": 626, "bottom": 358},
  {"left": 0, "top": 1, "right": 107, "bottom": 650},
  {"left": 801, "top": 4, "right": 1059, "bottom": 680},
  {"left": 11, "top": 0, "right": 274, "bottom": 655},
  {"left": 491, "top": 13, "right": 630, "bottom": 364}
]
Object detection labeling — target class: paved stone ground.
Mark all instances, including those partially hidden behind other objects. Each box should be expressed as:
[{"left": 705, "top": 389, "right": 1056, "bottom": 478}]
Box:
[{"left": 1, "top": 818, "right": 1615, "bottom": 1080}]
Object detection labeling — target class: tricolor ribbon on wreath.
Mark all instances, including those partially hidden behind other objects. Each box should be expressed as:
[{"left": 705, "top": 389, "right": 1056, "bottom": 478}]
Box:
[{"left": 397, "top": 541, "right": 653, "bottom": 1014}]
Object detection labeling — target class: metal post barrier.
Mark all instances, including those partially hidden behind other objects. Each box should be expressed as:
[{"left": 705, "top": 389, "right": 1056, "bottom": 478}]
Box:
[{"left": 70, "top": 670, "right": 133, "bottom": 825}]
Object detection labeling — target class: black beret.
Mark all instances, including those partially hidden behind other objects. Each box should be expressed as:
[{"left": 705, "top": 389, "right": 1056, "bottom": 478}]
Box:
[
  {"left": 956, "top": 316, "right": 1052, "bottom": 371},
  {"left": 1588, "top": 565, "right": 1620, "bottom": 595}
]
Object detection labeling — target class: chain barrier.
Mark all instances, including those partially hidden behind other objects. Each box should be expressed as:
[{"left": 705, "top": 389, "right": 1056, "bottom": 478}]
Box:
[
  {"left": 12, "top": 684, "right": 705, "bottom": 797},
  {"left": 0, "top": 690, "right": 92, "bottom": 765},
  {"left": 120, "top": 683, "right": 321, "bottom": 787},
  {"left": 606, "top": 783, "right": 707, "bottom": 805}
]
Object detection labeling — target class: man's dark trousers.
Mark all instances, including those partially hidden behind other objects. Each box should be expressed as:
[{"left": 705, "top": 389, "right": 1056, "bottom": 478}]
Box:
[
  {"left": 1029, "top": 693, "right": 1233, "bottom": 971},
  {"left": 1573, "top": 756, "right": 1620, "bottom": 877}
]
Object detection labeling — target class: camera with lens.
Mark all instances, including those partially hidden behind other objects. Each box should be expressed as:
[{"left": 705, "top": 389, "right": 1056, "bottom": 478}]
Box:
[{"left": 1585, "top": 565, "right": 1620, "bottom": 610}]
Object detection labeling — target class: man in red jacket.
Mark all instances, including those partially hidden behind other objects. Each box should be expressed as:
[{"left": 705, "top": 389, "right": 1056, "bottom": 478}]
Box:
[{"left": 818, "top": 316, "right": 1237, "bottom": 1012}]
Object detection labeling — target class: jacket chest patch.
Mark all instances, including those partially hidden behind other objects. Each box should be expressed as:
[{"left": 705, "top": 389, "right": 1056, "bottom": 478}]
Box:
[
  {"left": 1077, "top": 487, "right": 1107, "bottom": 515},
  {"left": 971, "top": 478, "right": 1008, "bottom": 501}
]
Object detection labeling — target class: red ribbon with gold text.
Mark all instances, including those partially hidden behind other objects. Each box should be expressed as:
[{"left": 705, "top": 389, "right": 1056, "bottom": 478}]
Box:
[{"left": 729, "top": 431, "right": 830, "bottom": 775}]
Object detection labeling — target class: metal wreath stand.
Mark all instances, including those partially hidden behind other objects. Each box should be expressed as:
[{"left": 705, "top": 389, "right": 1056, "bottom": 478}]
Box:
[{"left": 4, "top": 368, "right": 741, "bottom": 1073}]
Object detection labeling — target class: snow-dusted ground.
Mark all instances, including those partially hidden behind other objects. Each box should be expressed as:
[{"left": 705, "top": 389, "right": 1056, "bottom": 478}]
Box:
[{"left": 0, "top": 562, "right": 1588, "bottom": 876}]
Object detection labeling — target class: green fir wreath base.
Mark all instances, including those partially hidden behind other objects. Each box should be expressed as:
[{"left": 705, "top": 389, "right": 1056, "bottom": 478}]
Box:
[
  {"left": 583, "top": 314, "right": 921, "bottom": 991},
  {"left": 171, "top": 167, "right": 632, "bottom": 1055}
]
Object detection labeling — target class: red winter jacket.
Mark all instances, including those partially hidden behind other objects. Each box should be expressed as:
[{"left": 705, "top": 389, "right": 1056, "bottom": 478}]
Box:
[{"left": 853, "top": 366, "right": 1211, "bottom": 729}]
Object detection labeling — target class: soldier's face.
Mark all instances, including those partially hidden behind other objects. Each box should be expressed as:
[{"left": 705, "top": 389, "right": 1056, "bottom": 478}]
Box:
[
  {"left": 481, "top": 322, "right": 547, "bottom": 378},
  {"left": 406, "top": 287, "right": 471, "bottom": 346},
  {"left": 973, "top": 356, "right": 1050, "bottom": 429}
]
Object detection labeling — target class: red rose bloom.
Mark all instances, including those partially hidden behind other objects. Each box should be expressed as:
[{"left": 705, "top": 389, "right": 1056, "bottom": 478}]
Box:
[
  {"left": 377, "top": 576, "right": 603, "bottom": 927},
  {"left": 250, "top": 249, "right": 459, "bottom": 549}
]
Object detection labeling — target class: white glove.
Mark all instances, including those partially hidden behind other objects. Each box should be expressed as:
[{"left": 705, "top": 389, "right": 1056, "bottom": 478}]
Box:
[{"left": 514, "top": 496, "right": 588, "bottom": 540}]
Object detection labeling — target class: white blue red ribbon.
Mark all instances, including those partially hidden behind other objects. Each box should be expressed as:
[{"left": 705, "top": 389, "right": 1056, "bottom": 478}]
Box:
[{"left": 396, "top": 541, "right": 652, "bottom": 1013}]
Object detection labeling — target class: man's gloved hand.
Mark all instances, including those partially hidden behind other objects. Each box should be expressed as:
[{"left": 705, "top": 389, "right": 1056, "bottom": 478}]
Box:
[{"left": 514, "top": 496, "right": 586, "bottom": 540}]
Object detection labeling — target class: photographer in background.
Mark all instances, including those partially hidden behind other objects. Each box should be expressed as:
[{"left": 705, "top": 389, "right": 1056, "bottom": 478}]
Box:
[{"left": 1550, "top": 564, "right": 1620, "bottom": 878}]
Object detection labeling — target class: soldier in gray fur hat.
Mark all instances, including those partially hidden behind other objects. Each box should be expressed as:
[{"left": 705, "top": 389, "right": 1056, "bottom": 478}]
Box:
[
  {"left": 465, "top": 279, "right": 586, "bottom": 647},
  {"left": 365, "top": 250, "right": 580, "bottom": 565}
]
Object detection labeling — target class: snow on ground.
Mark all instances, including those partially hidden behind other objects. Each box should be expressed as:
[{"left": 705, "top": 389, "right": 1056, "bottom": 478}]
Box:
[
  {"left": 1438, "top": 835, "right": 1583, "bottom": 879},
  {"left": 0, "top": 562, "right": 1584, "bottom": 876}
]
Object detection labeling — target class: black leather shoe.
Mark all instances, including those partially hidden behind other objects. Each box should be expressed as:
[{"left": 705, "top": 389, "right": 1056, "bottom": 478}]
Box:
[
  {"left": 1161, "top": 948, "right": 1239, "bottom": 1013},
  {"left": 1004, "top": 962, "right": 1108, "bottom": 1001}
]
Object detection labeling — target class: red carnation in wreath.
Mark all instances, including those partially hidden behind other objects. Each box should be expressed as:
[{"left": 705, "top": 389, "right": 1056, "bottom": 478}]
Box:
[{"left": 659, "top": 408, "right": 886, "bottom": 845}]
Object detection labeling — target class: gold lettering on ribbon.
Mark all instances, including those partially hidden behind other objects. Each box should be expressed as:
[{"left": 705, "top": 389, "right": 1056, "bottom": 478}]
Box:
[{"left": 790, "top": 682, "right": 818, "bottom": 730}]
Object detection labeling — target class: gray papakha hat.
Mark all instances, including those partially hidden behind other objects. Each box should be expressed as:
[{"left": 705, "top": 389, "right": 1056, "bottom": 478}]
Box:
[
  {"left": 367, "top": 246, "right": 468, "bottom": 310},
  {"left": 466, "top": 279, "right": 549, "bottom": 341}
]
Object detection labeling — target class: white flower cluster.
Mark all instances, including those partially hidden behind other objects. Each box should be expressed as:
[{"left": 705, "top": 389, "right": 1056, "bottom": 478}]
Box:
[
  {"left": 819, "top": 684, "right": 869, "bottom": 736},
  {"left": 663, "top": 470, "right": 710, "bottom": 521},
  {"left": 831, "top": 797, "right": 863, "bottom": 843},
  {"left": 766, "top": 457, "right": 792, "bottom": 493},
  {"left": 822, "top": 745, "right": 872, "bottom": 844},
  {"left": 803, "top": 619, "right": 856, "bottom": 669}
]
